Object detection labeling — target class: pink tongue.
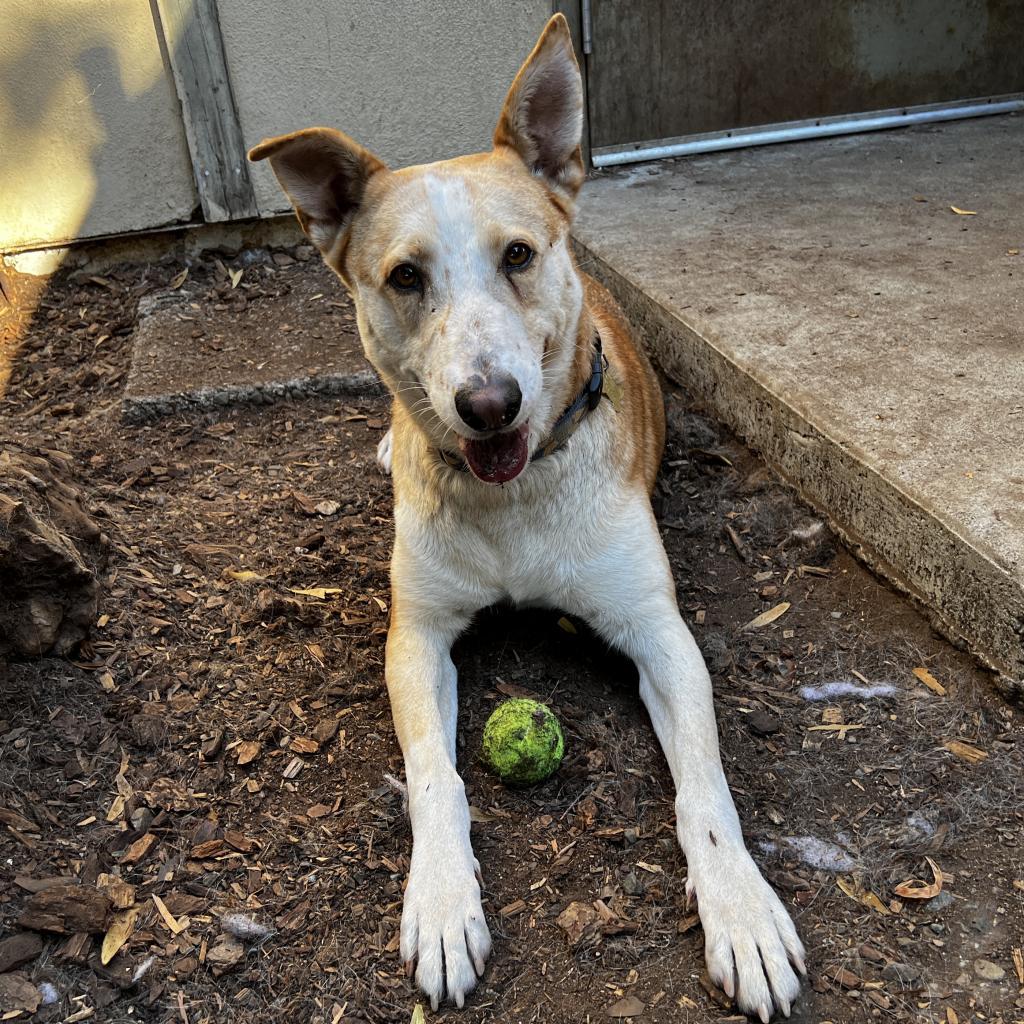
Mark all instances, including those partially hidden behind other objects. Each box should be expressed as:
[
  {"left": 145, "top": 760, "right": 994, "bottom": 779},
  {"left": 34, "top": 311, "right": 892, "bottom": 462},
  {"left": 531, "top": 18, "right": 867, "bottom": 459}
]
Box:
[{"left": 460, "top": 423, "right": 529, "bottom": 484}]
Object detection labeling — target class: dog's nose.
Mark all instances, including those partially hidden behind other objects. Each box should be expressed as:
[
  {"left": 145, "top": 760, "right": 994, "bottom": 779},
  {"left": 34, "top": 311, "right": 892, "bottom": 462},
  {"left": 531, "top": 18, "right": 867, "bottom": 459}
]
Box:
[{"left": 454, "top": 375, "right": 522, "bottom": 432}]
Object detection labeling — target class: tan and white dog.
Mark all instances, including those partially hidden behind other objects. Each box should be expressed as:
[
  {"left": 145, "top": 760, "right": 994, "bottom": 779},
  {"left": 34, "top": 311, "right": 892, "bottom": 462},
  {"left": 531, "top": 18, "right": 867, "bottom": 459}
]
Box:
[{"left": 250, "top": 15, "right": 804, "bottom": 1020}]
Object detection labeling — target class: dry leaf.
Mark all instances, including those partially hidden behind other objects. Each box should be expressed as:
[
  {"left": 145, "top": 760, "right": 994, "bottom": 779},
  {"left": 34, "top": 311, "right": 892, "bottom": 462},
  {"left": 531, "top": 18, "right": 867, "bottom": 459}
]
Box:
[
  {"left": 170, "top": 268, "right": 189, "bottom": 288},
  {"left": 143, "top": 777, "right": 196, "bottom": 812},
  {"left": 912, "top": 666, "right": 946, "bottom": 695},
  {"left": 837, "top": 876, "right": 891, "bottom": 915},
  {"left": 1012, "top": 947, "right": 1023, "bottom": 985},
  {"left": 226, "top": 569, "right": 264, "bottom": 583},
  {"left": 950, "top": 206, "right": 977, "bottom": 216},
  {"left": 605, "top": 995, "right": 645, "bottom": 1018},
  {"left": 307, "top": 803, "right": 331, "bottom": 819},
  {"left": 314, "top": 500, "right": 340, "bottom": 516},
  {"left": 229, "top": 268, "right": 243, "bottom": 288},
  {"left": 943, "top": 739, "right": 987, "bottom": 764},
  {"left": 290, "top": 737, "right": 319, "bottom": 755},
  {"left": 557, "top": 900, "right": 598, "bottom": 944},
  {"left": 289, "top": 586, "right": 344, "bottom": 600},
  {"left": 152, "top": 894, "right": 186, "bottom": 935},
  {"left": 101, "top": 907, "right": 139, "bottom": 965},
  {"left": 894, "top": 856, "right": 943, "bottom": 899},
  {"left": 292, "top": 491, "right": 319, "bottom": 515},
  {"left": 105, "top": 794, "right": 126, "bottom": 823},
  {"left": 236, "top": 741, "right": 261, "bottom": 766},
  {"left": 410, "top": 1007, "right": 426, "bottom": 1024},
  {"left": 743, "top": 602, "right": 791, "bottom": 630},
  {"left": 224, "top": 830, "right": 257, "bottom": 854}
]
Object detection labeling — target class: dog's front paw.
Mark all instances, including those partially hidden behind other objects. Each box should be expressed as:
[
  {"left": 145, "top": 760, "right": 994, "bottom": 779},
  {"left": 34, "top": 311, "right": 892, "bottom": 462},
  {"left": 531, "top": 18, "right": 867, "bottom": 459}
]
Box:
[
  {"left": 400, "top": 855, "right": 491, "bottom": 1009},
  {"left": 689, "top": 852, "right": 806, "bottom": 1021},
  {"left": 376, "top": 427, "right": 393, "bottom": 475}
]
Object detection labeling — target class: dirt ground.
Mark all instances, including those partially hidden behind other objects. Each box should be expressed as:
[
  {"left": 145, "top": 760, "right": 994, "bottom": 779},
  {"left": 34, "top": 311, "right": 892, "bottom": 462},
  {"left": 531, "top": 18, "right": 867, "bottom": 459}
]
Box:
[{"left": 0, "top": 250, "right": 1022, "bottom": 1024}]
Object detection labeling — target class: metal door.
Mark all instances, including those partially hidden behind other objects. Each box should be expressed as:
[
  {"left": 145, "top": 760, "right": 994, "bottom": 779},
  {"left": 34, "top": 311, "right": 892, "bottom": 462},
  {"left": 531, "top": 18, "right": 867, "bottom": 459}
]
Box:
[{"left": 578, "top": 0, "right": 1024, "bottom": 166}]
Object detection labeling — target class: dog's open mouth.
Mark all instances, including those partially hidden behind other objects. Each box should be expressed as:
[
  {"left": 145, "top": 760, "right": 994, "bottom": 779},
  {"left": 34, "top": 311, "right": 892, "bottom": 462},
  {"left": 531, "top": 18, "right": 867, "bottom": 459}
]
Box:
[{"left": 459, "top": 423, "right": 529, "bottom": 484}]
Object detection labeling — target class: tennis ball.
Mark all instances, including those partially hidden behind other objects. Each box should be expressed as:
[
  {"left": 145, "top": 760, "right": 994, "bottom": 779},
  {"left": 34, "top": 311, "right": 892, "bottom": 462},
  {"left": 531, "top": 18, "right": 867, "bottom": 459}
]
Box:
[{"left": 482, "top": 698, "right": 564, "bottom": 786}]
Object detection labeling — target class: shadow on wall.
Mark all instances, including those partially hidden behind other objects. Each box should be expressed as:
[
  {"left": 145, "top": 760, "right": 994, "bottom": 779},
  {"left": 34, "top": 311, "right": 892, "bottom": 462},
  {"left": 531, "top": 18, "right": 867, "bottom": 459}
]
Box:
[
  {"left": 0, "top": 0, "right": 198, "bottom": 395},
  {"left": 0, "top": 0, "right": 197, "bottom": 251}
]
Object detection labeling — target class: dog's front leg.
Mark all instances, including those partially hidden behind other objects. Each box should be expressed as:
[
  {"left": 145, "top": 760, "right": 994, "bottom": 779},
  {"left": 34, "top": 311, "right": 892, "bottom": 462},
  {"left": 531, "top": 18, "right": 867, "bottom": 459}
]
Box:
[
  {"left": 631, "top": 618, "right": 805, "bottom": 1020},
  {"left": 386, "top": 604, "right": 490, "bottom": 1009},
  {"left": 575, "top": 501, "right": 805, "bottom": 1021}
]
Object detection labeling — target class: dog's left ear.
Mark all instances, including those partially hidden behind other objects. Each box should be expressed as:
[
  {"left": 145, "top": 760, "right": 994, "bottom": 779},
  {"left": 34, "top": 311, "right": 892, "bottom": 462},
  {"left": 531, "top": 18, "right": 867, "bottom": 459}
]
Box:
[
  {"left": 494, "top": 14, "right": 585, "bottom": 202},
  {"left": 248, "top": 128, "right": 386, "bottom": 256}
]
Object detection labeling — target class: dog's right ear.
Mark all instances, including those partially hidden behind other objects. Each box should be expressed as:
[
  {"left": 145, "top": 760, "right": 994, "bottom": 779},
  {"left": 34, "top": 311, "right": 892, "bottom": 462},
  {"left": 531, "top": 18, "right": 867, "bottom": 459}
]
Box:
[
  {"left": 248, "top": 128, "right": 387, "bottom": 255},
  {"left": 494, "top": 14, "right": 585, "bottom": 202}
]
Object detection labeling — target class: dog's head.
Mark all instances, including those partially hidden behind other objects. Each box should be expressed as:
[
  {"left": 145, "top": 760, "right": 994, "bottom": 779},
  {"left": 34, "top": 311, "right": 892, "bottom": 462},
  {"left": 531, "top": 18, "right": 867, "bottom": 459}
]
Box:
[{"left": 249, "top": 16, "right": 585, "bottom": 484}]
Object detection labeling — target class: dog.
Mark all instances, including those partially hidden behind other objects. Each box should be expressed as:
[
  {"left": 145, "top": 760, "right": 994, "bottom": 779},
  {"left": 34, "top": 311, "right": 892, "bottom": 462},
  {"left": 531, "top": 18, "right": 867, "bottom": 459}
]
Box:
[{"left": 249, "top": 15, "right": 805, "bottom": 1020}]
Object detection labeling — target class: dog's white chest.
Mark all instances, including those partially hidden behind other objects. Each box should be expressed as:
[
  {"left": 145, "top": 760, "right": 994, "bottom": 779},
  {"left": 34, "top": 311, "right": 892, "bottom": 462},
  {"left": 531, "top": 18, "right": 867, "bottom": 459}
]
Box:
[{"left": 397, "top": 453, "right": 611, "bottom": 611}]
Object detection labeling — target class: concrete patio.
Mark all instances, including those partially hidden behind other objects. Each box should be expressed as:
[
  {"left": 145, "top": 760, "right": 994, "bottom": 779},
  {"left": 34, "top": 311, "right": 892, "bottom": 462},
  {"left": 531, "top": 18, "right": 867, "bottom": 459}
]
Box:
[{"left": 575, "top": 115, "right": 1024, "bottom": 686}]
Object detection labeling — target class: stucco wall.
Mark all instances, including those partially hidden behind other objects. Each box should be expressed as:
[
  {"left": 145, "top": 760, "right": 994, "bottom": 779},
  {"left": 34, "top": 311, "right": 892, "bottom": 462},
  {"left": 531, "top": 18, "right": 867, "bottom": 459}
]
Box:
[
  {"left": 217, "top": 0, "right": 552, "bottom": 217},
  {"left": 0, "top": 0, "right": 551, "bottom": 252},
  {"left": 0, "top": 0, "right": 198, "bottom": 252}
]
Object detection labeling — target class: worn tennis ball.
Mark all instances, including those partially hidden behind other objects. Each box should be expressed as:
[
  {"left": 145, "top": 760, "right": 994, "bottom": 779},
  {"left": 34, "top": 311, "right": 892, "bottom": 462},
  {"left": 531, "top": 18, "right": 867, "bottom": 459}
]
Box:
[{"left": 481, "top": 698, "right": 564, "bottom": 786}]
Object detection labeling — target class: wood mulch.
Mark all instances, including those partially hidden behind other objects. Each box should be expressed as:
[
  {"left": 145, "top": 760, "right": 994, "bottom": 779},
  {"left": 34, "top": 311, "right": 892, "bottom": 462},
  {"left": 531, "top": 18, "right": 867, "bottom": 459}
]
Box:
[{"left": 0, "top": 249, "right": 1021, "bottom": 1023}]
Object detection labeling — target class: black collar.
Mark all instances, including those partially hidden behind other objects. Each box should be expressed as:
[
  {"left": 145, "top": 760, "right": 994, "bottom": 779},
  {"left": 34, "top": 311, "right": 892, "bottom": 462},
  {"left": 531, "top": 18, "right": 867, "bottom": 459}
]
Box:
[{"left": 438, "top": 334, "right": 607, "bottom": 473}]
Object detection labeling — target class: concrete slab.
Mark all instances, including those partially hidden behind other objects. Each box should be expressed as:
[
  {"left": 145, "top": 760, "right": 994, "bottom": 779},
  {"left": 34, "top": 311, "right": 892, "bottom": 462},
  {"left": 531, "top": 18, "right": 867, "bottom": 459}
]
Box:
[
  {"left": 124, "top": 258, "right": 379, "bottom": 422},
  {"left": 575, "top": 116, "right": 1024, "bottom": 685}
]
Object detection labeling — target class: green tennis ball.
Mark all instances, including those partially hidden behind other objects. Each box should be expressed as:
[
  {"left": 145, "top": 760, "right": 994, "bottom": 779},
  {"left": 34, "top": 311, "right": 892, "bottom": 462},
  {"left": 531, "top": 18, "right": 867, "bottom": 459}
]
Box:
[{"left": 482, "top": 698, "right": 564, "bottom": 786}]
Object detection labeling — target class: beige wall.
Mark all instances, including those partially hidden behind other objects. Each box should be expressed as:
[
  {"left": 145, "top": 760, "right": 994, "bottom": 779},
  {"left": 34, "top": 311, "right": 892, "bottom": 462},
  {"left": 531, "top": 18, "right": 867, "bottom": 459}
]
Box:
[
  {"left": 0, "top": 0, "right": 551, "bottom": 252},
  {"left": 212, "top": 0, "right": 551, "bottom": 216},
  {"left": 0, "top": 0, "right": 198, "bottom": 252}
]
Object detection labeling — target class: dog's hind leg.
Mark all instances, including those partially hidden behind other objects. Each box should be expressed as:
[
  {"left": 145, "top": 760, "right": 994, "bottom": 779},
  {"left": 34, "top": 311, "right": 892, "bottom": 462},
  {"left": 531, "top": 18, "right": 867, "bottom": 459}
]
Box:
[
  {"left": 569, "top": 496, "right": 805, "bottom": 1021},
  {"left": 386, "top": 602, "right": 491, "bottom": 1009}
]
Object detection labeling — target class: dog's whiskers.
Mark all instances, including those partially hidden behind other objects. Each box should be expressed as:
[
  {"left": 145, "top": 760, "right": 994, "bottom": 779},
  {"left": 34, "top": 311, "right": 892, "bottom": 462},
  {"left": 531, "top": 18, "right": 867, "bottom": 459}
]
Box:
[{"left": 438, "top": 422, "right": 458, "bottom": 453}]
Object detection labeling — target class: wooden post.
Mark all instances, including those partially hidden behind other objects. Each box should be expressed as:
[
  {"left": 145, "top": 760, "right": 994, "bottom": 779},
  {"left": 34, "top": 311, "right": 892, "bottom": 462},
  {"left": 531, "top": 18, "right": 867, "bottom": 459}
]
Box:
[{"left": 155, "top": 0, "right": 258, "bottom": 222}]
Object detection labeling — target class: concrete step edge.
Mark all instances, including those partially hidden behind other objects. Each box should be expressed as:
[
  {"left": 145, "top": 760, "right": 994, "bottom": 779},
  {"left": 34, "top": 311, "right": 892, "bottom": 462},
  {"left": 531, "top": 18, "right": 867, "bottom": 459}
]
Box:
[{"left": 576, "top": 239, "right": 1024, "bottom": 690}]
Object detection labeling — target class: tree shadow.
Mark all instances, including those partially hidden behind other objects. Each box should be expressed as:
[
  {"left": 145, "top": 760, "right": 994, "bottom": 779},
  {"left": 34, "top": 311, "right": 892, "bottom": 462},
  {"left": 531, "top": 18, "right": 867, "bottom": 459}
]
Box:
[{"left": 0, "top": 0, "right": 199, "bottom": 399}]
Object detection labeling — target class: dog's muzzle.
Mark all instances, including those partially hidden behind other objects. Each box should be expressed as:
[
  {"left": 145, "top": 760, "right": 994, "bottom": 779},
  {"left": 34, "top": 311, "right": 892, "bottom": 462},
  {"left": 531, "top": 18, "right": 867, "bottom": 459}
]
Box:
[{"left": 453, "top": 374, "right": 522, "bottom": 433}]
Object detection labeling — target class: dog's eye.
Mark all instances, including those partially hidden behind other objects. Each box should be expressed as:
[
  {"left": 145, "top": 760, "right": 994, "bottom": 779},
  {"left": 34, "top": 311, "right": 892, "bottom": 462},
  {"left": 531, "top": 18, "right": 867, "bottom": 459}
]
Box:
[
  {"left": 388, "top": 263, "right": 421, "bottom": 291},
  {"left": 503, "top": 242, "right": 533, "bottom": 271}
]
